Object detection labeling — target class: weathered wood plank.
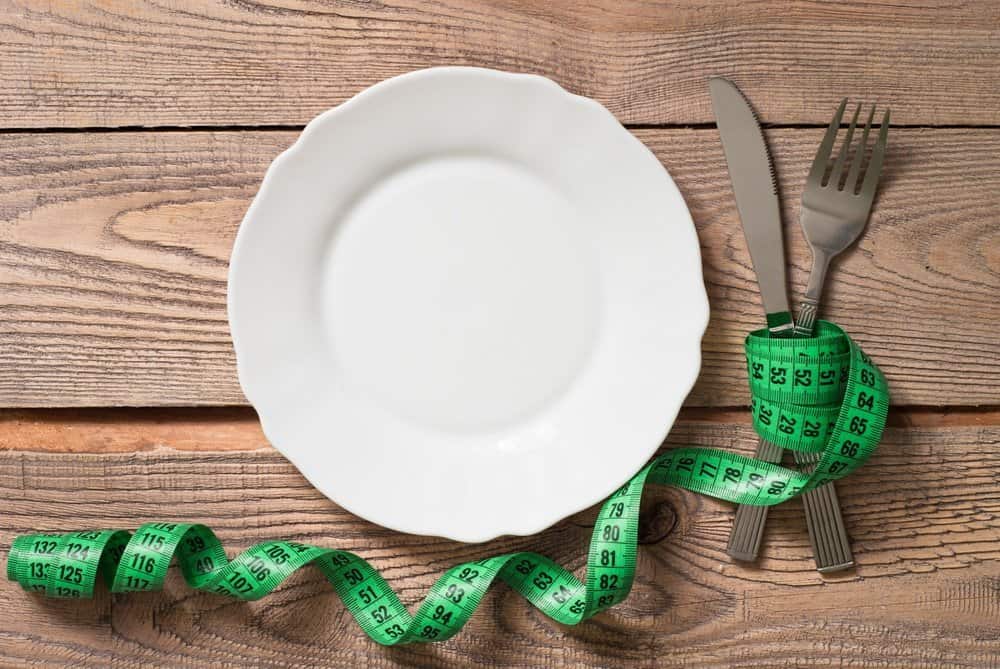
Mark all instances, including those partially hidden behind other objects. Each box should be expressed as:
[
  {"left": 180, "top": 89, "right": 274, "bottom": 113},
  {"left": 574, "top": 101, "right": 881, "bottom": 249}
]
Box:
[
  {"left": 1, "top": 416, "right": 997, "bottom": 667},
  {"left": 2, "top": 128, "right": 997, "bottom": 407},
  {"left": 0, "top": 1, "right": 997, "bottom": 127}
]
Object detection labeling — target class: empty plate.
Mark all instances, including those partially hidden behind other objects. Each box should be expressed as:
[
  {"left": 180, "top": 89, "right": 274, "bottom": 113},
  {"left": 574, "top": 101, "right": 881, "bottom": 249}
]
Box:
[{"left": 228, "top": 67, "right": 708, "bottom": 542}]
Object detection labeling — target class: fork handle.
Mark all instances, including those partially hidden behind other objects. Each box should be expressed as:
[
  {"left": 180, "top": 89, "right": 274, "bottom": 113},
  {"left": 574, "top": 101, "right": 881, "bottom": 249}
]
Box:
[
  {"left": 793, "top": 248, "right": 830, "bottom": 336},
  {"left": 793, "top": 298, "right": 819, "bottom": 337},
  {"left": 791, "top": 250, "right": 855, "bottom": 572}
]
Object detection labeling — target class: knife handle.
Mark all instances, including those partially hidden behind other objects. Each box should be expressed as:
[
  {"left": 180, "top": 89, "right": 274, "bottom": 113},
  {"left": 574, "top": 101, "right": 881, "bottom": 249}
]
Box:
[{"left": 726, "top": 437, "right": 782, "bottom": 561}]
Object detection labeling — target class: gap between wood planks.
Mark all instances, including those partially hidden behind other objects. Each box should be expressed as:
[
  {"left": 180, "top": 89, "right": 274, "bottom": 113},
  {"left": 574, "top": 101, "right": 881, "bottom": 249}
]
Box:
[{"left": 0, "top": 406, "right": 996, "bottom": 454}]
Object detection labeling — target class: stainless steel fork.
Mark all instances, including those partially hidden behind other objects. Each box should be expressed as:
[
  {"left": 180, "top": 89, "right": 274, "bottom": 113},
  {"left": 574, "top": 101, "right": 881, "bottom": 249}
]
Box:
[{"left": 792, "top": 99, "right": 890, "bottom": 571}]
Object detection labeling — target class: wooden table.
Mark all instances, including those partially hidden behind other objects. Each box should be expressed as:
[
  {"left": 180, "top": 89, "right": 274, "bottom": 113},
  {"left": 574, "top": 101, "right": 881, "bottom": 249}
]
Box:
[{"left": 1, "top": 2, "right": 998, "bottom": 667}]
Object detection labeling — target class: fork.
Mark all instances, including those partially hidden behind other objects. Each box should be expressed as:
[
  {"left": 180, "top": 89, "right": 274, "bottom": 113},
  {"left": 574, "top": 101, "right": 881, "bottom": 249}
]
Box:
[{"left": 791, "top": 99, "right": 890, "bottom": 572}]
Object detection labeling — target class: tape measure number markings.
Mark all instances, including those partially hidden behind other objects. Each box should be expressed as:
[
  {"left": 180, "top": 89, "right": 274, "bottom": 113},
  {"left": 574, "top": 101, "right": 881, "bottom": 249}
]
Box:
[{"left": 7, "top": 321, "right": 888, "bottom": 645}]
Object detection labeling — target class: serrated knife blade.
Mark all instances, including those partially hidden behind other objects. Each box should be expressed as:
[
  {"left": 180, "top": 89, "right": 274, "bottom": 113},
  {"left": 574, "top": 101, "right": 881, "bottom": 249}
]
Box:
[{"left": 709, "top": 77, "right": 792, "bottom": 331}]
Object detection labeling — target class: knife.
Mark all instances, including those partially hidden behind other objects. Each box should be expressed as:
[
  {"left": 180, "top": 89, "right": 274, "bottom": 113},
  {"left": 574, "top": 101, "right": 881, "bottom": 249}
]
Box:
[{"left": 709, "top": 77, "right": 851, "bottom": 567}]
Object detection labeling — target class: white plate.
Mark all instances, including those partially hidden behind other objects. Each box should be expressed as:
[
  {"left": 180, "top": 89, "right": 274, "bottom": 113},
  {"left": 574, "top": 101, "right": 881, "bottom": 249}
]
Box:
[{"left": 228, "top": 67, "right": 708, "bottom": 542}]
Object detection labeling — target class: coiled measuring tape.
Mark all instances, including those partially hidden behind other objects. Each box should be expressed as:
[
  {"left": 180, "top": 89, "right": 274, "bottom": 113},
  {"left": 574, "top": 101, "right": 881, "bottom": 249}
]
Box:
[{"left": 7, "top": 321, "right": 887, "bottom": 645}]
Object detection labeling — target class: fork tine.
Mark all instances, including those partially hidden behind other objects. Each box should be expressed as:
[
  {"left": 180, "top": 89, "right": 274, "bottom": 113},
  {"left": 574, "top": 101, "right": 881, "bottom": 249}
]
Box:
[
  {"left": 860, "top": 108, "right": 891, "bottom": 199},
  {"left": 846, "top": 104, "right": 876, "bottom": 194},
  {"left": 807, "top": 98, "right": 847, "bottom": 186},
  {"left": 829, "top": 102, "right": 861, "bottom": 188}
]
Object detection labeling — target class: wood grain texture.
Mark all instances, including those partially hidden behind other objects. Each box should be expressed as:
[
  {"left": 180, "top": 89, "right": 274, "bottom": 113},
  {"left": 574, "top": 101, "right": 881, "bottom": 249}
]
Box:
[
  {"left": 0, "top": 0, "right": 998, "bottom": 128},
  {"left": 1, "top": 416, "right": 997, "bottom": 667},
  {"left": 2, "top": 2, "right": 996, "bottom": 667},
  {"left": 1, "top": 128, "right": 997, "bottom": 407}
]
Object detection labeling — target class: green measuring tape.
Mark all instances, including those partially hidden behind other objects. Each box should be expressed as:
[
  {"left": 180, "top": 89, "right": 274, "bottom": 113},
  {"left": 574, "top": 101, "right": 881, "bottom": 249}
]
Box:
[{"left": 7, "top": 321, "right": 887, "bottom": 645}]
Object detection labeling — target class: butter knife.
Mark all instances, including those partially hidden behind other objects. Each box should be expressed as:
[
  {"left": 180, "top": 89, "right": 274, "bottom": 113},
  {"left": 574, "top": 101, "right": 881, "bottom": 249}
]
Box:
[{"left": 709, "top": 77, "right": 851, "bottom": 569}]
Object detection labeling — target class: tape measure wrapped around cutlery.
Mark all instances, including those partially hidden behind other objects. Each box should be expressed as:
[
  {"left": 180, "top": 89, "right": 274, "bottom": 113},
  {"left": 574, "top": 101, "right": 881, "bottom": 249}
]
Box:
[{"left": 7, "top": 321, "right": 886, "bottom": 645}]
